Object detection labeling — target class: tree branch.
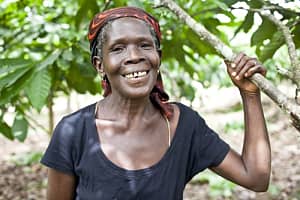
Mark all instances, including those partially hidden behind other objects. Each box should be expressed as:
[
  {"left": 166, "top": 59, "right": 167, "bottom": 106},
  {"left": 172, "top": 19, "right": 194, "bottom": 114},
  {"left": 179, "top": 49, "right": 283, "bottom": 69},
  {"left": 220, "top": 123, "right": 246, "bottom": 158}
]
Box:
[
  {"left": 255, "top": 8, "right": 300, "bottom": 88},
  {"left": 277, "top": 66, "right": 294, "bottom": 80},
  {"left": 155, "top": 0, "right": 300, "bottom": 130}
]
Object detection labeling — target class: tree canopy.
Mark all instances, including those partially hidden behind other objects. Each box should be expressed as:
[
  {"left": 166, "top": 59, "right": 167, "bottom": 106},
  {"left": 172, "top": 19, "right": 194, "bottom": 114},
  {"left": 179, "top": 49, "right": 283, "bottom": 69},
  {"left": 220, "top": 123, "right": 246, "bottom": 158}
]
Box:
[{"left": 1, "top": 0, "right": 300, "bottom": 141}]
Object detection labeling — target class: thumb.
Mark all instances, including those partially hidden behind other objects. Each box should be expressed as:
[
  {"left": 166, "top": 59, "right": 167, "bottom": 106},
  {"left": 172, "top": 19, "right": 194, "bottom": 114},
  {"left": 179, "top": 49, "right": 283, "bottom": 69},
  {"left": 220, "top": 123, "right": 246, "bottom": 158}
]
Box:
[{"left": 224, "top": 60, "right": 234, "bottom": 74}]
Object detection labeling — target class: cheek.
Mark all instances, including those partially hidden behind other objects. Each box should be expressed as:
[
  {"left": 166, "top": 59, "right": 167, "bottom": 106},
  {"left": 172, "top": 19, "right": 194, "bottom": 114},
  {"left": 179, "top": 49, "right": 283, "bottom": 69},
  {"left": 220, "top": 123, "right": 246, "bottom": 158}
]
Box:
[
  {"left": 149, "top": 53, "right": 161, "bottom": 69},
  {"left": 103, "top": 56, "right": 120, "bottom": 74}
]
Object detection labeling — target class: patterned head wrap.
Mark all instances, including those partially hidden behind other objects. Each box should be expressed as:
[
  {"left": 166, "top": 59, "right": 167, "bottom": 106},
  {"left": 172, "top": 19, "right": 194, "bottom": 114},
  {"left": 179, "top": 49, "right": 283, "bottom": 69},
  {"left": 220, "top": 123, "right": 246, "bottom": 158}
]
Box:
[{"left": 88, "top": 6, "right": 161, "bottom": 57}]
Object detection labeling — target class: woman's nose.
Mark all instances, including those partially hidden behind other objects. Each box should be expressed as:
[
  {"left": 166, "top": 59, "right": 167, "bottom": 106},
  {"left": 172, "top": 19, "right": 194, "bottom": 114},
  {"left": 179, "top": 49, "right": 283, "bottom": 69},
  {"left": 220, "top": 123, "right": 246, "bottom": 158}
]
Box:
[{"left": 124, "top": 45, "right": 145, "bottom": 64}]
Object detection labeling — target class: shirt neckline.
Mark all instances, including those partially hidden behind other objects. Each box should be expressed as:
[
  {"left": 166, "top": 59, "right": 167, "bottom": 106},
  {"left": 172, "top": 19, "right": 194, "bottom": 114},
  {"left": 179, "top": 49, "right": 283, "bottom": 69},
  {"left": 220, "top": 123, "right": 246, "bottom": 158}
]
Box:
[{"left": 90, "top": 102, "right": 184, "bottom": 178}]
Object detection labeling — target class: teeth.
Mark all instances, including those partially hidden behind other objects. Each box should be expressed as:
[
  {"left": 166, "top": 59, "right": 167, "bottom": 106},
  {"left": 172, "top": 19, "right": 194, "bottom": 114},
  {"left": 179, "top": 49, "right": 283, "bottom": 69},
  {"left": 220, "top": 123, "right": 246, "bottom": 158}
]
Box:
[{"left": 125, "top": 71, "right": 147, "bottom": 79}]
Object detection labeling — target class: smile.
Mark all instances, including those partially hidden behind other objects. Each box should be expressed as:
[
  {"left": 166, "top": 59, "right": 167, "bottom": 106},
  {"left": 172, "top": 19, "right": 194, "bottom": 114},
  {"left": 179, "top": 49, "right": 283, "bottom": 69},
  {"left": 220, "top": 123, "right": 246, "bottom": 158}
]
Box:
[{"left": 122, "top": 70, "right": 149, "bottom": 80}]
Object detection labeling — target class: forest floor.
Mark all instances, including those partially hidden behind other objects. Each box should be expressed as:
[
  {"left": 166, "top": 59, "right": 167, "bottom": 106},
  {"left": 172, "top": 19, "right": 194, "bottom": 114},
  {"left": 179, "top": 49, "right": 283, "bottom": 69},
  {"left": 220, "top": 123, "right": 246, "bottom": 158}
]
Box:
[{"left": 0, "top": 86, "right": 299, "bottom": 200}]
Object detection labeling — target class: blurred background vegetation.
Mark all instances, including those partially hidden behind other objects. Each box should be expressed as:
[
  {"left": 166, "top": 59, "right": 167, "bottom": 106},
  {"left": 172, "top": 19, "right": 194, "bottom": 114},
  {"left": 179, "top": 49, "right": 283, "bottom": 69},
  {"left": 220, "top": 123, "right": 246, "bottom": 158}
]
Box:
[{"left": 0, "top": 0, "right": 299, "bottom": 141}]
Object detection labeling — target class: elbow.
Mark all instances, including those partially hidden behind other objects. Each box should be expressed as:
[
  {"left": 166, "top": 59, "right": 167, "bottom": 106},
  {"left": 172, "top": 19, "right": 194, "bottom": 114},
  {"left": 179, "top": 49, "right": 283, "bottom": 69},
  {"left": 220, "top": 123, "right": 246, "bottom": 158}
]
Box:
[
  {"left": 248, "top": 174, "right": 270, "bottom": 192},
  {"left": 251, "top": 183, "right": 269, "bottom": 192}
]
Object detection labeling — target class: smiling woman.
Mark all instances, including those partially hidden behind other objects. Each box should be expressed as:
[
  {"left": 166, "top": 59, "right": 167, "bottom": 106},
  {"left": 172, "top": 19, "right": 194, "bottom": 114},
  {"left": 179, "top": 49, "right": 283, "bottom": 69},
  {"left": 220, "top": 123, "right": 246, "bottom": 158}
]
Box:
[
  {"left": 96, "top": 17, "right": 161, "bottom": 100},
  {"left": 41, "top": 6, "right": 271, "bottom": 200}
]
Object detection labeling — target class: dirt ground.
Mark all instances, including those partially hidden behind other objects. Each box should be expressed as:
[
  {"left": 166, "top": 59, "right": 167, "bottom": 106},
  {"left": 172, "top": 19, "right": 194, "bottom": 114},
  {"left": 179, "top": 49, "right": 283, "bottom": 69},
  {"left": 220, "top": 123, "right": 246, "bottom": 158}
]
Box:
[{"left": 0, "top": 87, "right": 299, "bottom": 200}]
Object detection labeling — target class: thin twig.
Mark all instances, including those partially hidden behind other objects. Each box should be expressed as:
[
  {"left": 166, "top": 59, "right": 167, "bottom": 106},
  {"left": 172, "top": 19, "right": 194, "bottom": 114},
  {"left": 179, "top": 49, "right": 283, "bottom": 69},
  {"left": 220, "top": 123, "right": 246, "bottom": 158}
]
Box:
[
  {"left": 277, "top": 66, "right": 294, "bottom": 80},
  {"left": 24, "top": 112, "right": 49, "bottom": 134},
  {"left": 102, "top": 0, "right": 112, "bottom": 11}
]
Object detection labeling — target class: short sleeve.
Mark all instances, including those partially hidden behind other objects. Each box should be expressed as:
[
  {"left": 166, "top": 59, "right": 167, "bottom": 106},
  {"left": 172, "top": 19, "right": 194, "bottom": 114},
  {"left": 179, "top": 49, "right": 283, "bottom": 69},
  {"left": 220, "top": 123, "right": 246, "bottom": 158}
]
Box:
[
  {"left": 188, "top": 113, "right": 230, "bottom": 177},
  {"left": 41, "top": 117, "right": 76, "bottom": 175}
]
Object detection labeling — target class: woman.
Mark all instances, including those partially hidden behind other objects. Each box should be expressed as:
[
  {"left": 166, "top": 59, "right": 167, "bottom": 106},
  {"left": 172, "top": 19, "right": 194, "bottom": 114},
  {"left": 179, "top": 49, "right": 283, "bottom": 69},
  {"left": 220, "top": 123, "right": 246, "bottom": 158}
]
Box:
[{"left": 41, "top": 6, "right": 271, "bottom": 200}]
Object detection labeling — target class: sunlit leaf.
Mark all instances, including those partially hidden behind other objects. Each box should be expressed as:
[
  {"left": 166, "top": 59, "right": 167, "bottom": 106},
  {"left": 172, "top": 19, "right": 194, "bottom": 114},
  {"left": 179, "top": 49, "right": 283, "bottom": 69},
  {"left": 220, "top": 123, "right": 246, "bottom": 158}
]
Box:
[
  {"left": 251, "top": 17, "right": 276, "bottom": 46},
  {"left": 38, "top": 49, "right": 62, "bottom": 70},
  {"left": 0, "top": 68, "right": 35, "bottom": 105},
  {"left": 0, "top": 120, "right": 14, "bottom": 140},
  {"left": 12, "top": 114, "right": 28, "bottom": 142},
  {"left": 234, "top": 11, "right": 254, "bottom": 36},
  {"left": 25, "top": 69, "right": 52, "bottom": 111},
  {"left": 259, "top": 31, "right": 285, "bottom": 62},
  {"left": 0, "top": 67, "right": 32, "bottom": 90},
  {"left": 0, "top": 58, "right": 32, "bottom": 74},
  {"left": 75, "top": 0, "right": 98, "bottom": 29}
]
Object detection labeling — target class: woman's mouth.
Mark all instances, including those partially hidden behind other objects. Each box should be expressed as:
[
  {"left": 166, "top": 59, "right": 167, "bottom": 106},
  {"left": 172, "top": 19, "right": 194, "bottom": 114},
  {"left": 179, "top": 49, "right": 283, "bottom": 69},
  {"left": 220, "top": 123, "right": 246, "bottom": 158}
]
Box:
[{"left": 122, "top": 70, "right": 149, "bottom": 80}]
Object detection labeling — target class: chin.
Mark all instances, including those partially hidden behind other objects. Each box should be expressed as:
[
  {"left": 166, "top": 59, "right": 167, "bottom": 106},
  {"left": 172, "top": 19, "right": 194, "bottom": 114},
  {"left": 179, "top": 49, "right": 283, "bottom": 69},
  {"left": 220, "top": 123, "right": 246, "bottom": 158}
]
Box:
[
  {"left": 125, "top": 89, "right": 152, "bottom": 99},
  {"left": 117, "top": 84, "right": 155, "bottom": 99}
]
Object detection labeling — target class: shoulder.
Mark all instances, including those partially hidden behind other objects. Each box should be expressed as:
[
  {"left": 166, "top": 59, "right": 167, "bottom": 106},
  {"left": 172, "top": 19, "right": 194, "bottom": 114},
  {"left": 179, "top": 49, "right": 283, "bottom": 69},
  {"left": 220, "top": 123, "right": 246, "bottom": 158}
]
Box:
[
  {"left": 61, "top": 103, "right": 96, "bottom": 124},
  {"left": 169, "top": 102, "right": 208, "bottom": 135},
  {"left": 171, "top": 102, "right": 203, "bottom": 121},
  {"left": 52, "top": 103, "right": 96, "bottom": 139}
]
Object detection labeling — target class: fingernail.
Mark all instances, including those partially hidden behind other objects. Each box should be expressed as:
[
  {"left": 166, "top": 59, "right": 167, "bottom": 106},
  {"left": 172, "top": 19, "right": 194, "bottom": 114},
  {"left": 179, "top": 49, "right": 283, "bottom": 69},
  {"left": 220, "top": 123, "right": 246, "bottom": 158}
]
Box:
[
  {"left": 245, "top": 73, "right": 248, "bottom": 77},
  {"left": 231, "top": 72, "right": 237, "bottom": 76},
  {"left": 231, "top": 63, "right": 236, "bottom": 68},
  {"left": 236, "top": 76, "right": 240, "bottom": 80}
]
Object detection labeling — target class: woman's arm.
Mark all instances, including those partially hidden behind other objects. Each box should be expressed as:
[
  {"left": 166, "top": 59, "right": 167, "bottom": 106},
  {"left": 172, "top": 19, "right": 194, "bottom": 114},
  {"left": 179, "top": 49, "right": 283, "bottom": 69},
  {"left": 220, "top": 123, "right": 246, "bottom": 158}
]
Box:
[
  {"left": 47, "top": 168, "right": 76, "bottom": 200},
  {"left": 211, "top": 53, "right": 271, "bottom": 192}
]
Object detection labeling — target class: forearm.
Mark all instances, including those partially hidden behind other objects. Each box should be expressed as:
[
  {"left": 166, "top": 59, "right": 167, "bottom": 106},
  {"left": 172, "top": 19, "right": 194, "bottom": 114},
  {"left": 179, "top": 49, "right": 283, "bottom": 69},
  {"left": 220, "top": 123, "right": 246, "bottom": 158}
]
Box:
[{"left": 240, "top": 90, "right": 271, "bottom": 188}]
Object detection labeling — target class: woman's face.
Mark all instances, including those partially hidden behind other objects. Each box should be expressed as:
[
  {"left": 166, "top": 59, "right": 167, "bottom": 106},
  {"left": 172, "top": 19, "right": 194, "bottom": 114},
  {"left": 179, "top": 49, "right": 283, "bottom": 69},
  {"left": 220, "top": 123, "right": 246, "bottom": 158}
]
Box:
[{"left": 100, "top": 17, "right": 161, "bottom": 99}]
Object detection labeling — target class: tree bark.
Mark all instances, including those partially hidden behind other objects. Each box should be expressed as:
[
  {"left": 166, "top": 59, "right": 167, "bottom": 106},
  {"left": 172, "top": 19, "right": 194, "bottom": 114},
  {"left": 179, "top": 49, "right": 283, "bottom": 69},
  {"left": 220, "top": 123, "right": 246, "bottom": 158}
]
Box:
[
  {"left": 47, "top": 93, "right": 54, "bottom": 135},
  {"left": 156, "top": 0, "right": 300, "bottom": 131}
]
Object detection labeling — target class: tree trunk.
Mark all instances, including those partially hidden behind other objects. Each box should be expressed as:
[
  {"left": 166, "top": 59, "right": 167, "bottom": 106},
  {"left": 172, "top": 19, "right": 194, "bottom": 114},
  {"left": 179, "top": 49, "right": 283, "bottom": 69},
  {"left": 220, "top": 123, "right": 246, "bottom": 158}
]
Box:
[{"left": 47, "top": 93, "right": 54, "bottom": 135}]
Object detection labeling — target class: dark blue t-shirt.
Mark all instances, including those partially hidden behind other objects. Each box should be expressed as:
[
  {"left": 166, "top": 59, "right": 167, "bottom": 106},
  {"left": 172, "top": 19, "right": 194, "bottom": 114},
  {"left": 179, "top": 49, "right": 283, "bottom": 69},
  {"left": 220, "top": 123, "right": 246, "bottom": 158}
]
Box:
[{"left": 41, "top": 102, "right": 230, "bottom": 199}]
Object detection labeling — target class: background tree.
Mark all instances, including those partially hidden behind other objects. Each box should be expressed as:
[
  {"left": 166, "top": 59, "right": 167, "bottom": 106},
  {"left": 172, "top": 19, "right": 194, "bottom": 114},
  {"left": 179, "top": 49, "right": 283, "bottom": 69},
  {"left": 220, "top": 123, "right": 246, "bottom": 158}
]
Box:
[{"left": 1, "top": 0, "right": 299, "bottom": 141}]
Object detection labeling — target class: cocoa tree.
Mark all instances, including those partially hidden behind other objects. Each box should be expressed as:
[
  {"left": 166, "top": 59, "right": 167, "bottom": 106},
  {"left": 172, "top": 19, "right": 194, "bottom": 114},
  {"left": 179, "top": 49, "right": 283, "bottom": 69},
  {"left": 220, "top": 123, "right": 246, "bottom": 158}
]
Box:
[{"left": 155, "top": 0, "right": 300, "bottom": 130}]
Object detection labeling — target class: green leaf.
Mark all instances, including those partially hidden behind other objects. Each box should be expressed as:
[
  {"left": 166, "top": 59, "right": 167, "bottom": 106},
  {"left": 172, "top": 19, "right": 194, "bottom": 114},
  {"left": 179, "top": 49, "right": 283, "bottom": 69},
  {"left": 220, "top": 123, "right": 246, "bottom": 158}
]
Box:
[
  {"left": 247, "top": 0, "right": 264, "bottom": 8},
  {"left": 0, "top": 67, "right": 32, "bottom": 90},
  {"left": 38, "top": 49, "right": 62, "bottom": 70},
  {"left": 25, "top": 69, "right": 52, "bottom": 111},
  {"left": 12, "top": 114, "right": 28, "bottom": 142},
  {"left": 259, "top": 31, "right": 285, "bottom": 62},
  {"left": 75, "top": 0, "right": 98, "bottom": 29},
  {"left": 0, "top": 58, "right": 32, "bottom": 74},
  {"left": 234, "top": 11, "right": 254, "bottom": 36},
  {"left": 223, "top": 0, "right": 239, "bottom": 6},
  {"left": 11, "top": 152, "right": 43, "bottom": 166},
  {"left": 0, "top": 68, "right": 35, "bottom": 105},
  {"left": 292, "top": 24, "right": 300, "bottom": 48},
  {"left": 66, "top": 63, "right": 99, "bottom": 94},
  {"left": 0, "top": 120, "right": 14, "bottom": 140},
  {"left": 214, "top": 0, "right": 229, "bottom": 11},
  {"left": 251, "top": 17, "right": 277, "bottom": 46}
]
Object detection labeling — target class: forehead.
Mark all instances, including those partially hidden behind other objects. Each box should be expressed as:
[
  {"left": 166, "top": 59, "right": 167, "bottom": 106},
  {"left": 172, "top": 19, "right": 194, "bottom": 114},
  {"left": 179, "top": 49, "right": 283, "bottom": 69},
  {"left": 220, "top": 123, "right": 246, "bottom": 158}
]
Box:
[{"left": 106, "top": 17, "right": 153, "bottom": 42}]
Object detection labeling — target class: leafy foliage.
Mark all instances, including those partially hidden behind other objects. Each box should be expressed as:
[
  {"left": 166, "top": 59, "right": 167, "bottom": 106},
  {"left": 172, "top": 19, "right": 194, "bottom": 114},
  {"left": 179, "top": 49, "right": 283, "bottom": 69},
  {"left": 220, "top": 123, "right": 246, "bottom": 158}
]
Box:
[
  {"left": 11, "top": 151, "right": 43, "bottom": 166},
  {"left": 0, "top": 0, "right": 299, "bottom": 141},
  {"left": 192, "top": 170, "right": 236, "bottom": 198}
]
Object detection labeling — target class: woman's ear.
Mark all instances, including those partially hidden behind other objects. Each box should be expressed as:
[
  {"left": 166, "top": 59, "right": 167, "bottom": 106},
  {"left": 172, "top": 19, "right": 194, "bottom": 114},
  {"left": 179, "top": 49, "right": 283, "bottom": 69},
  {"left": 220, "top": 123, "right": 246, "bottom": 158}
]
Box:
[
  {"left": 157, "top": 49, "right": 162, "bottom": 59},
  {"left": 157, "top": 49, "right": 162, "bottom": 66},
  {"left": 92, "top": 56, "right": 103, "bottom": 73}
]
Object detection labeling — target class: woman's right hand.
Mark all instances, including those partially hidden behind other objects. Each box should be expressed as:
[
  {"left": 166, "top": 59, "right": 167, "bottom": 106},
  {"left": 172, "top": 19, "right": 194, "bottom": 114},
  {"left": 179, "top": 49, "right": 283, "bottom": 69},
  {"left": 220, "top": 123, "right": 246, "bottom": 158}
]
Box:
[{"left": 224, "top": 52, "right": 266, "bottom": 94}]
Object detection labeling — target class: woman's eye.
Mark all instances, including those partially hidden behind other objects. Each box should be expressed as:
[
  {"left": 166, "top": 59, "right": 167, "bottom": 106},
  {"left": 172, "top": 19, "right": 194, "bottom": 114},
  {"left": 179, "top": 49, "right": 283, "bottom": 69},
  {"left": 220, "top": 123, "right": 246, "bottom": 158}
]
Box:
[
  {"left": 141, "top": 43, "right": 153, "bottom": 49},
  {"left": 111, "top": 46, "right": 124, "bottom": 53}
]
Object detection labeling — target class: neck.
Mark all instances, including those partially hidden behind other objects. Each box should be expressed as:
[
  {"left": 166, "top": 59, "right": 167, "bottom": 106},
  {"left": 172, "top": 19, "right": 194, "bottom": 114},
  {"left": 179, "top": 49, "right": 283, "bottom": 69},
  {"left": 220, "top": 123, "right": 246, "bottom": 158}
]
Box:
[{"left": 99, "top": 93, "right": 157, "bottom": 122}]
